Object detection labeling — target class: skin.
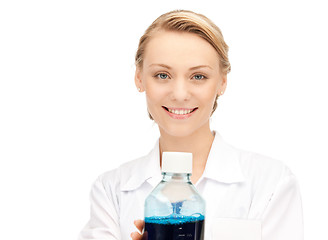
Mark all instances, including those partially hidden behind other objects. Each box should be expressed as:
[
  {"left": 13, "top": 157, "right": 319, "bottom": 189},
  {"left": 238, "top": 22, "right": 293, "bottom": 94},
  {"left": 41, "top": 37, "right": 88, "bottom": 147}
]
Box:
[{"left": 132, "top": 30, "right": 227, "bottom": 239}]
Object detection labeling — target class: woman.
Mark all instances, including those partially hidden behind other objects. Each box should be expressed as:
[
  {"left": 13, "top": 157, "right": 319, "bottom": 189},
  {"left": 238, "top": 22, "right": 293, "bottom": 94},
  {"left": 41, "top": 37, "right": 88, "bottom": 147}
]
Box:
[{"left": 79, "top": 10, "right": 303, "bottom": 240}]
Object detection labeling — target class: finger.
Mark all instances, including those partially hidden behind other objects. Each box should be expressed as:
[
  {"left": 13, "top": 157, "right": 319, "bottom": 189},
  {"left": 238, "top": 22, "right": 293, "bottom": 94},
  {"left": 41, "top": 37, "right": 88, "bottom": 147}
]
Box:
[
  {"left": 134, "top": 220, "right": 145, "bottom": 233},
  {"left": 130, "top": 231, "right": 142, "bottom": 240}
]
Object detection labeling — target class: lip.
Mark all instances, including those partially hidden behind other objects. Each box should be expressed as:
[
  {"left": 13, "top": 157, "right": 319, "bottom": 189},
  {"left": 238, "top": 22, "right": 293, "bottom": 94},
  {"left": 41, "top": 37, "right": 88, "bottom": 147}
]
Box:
[{"left": 162, "top": 106, "right": 198, "bottom": 119}]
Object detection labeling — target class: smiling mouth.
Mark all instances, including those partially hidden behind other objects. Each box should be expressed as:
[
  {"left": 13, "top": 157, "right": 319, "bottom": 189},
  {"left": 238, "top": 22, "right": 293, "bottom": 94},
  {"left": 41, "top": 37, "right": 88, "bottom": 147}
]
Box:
[{"left": 162, "top": 106, "right": 198, "bottom": 115}]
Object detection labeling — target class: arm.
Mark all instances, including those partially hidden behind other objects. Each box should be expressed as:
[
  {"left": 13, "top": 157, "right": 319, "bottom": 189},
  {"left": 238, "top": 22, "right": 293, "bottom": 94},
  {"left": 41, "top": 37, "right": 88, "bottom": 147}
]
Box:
[
  {"left": 78, "top": 176, "right": 121, "bottom": 240},
  {"left": 261, "top": 170, "right": 304, "bottom": 240}
]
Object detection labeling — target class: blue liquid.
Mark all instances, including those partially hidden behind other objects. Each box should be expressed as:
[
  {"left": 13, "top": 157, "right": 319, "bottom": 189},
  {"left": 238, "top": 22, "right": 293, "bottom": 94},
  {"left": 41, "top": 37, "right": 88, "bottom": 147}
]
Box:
[{"left": 144, "top": 214, "right": 205, "bottom": 240}]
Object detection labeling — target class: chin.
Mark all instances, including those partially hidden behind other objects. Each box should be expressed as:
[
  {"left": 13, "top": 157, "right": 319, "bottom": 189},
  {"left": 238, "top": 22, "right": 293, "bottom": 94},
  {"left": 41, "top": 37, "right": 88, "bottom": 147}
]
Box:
[{"left": 158, "top": 123, "right": 200, "bottom": 138}]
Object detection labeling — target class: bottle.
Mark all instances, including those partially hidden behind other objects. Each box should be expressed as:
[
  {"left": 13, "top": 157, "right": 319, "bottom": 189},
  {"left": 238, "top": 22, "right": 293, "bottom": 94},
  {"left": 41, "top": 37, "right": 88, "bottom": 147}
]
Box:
[{"left": 144, "top": 152, "right": 205, "bottom": 240}]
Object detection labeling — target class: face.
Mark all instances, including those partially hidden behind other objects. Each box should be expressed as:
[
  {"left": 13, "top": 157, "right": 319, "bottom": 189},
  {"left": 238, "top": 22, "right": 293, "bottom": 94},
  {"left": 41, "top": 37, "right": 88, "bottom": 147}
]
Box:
[{"left": 135, "top": 30, "right": 227, "bottom": 137}]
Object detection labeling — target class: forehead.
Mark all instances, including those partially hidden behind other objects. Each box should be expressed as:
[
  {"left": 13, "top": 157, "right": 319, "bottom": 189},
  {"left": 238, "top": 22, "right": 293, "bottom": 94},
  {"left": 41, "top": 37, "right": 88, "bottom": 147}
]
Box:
[{"left": 143, "top": 30, "right": 220, "bottom": 70}]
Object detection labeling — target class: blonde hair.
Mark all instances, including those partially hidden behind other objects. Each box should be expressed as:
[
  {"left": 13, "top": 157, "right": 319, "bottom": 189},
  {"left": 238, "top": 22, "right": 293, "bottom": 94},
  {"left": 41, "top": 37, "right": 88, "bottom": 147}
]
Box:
[{"left": 135, "top": 10, "right": 230, "bottom": 119}]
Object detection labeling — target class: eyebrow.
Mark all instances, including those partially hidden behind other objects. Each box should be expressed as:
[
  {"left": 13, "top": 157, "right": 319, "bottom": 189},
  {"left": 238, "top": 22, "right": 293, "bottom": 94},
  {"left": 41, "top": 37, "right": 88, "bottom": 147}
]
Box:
[
  {"left": 149, "top": 63, "right": 172, "bottom": 69},
  {"left": 189, "top": 65, "right": 213, "bottom": 70},
  {"left": 149, "top": 63, "right": 212, "bottom": 70}
]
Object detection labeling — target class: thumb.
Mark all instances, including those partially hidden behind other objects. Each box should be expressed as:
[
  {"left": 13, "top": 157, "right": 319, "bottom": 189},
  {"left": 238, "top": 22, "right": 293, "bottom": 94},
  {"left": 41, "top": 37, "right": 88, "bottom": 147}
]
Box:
[
  {"left": 134, "top": 219, "right": 145, "bottom": 233},
  {"left": 130, "top": 220, "right": 145, "bottom": 240}
]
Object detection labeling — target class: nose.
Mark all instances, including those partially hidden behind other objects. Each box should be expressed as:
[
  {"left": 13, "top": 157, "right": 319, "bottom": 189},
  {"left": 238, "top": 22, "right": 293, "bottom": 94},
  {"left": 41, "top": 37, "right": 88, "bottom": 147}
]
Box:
[{"left": 170, "top": 78, "right": 191, "bottom": 102}]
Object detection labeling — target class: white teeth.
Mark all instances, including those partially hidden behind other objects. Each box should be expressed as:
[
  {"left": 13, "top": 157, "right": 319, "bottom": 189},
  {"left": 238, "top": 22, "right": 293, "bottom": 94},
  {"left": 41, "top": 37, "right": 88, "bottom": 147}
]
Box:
[{"left": 167, "top": 108, "right": 194, "bottom": 115}]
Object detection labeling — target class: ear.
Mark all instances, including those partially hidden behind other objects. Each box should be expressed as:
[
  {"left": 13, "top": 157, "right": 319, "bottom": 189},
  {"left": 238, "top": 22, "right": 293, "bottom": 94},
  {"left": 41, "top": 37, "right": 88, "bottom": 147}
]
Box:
[
  {"left": 134, "top": 67, "right": 145, "bottom": 92},
  {"left": 218, "top": 74, "right": 227, "bottom": 95}
]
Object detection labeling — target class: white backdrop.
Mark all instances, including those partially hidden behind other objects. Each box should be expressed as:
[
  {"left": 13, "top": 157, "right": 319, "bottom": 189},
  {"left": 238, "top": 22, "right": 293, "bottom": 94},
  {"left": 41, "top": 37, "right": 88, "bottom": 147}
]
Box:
[{"left": 0, "top": 0, "right": 327, "bottom": 239}]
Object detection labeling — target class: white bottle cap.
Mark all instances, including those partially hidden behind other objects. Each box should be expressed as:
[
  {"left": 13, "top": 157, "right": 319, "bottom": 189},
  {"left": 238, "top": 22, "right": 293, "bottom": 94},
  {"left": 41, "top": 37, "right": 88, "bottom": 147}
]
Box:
[{"left": 161, "top": 152, "right": 193, "bottom": 174}]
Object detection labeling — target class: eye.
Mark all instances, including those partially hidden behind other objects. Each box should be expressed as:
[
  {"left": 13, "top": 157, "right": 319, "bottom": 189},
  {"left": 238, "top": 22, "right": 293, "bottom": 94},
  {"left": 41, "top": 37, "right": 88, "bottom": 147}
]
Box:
[
  {"left": 155, "top": 73, "right": 169, "bottom": 79},
  {"left": 193, "top": 74, "right": 206, "bottom": 80}
]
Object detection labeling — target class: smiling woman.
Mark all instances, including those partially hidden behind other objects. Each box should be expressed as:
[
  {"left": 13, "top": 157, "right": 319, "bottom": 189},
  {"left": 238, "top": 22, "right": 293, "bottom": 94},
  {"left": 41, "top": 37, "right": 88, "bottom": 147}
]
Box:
[
  {"left": 135, "top": 30, "right": 226, "bottom": 138},
  {"left": 78, "top": 10, "right": 303, "bottom": 240},
  {"left": 135, "top": 10, "right": 230, "bottom": 121}
]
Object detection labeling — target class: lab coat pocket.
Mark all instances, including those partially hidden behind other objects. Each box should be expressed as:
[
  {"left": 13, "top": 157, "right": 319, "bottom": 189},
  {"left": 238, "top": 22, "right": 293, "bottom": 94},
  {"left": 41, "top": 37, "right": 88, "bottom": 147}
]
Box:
[{"left": 211, "top": 218, "right": 261, "bottom": 240}]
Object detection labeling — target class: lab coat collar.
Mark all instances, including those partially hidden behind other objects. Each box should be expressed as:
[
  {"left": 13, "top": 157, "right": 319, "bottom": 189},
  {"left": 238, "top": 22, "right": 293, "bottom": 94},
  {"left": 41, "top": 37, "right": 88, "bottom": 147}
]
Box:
[
  {"left": 120, "top": 140, "right": 162, "bottom": 191},
  {"left": 121, "top": 131, "right": 245, "bottom": 191},
  {"left": 202, "top": 131, "right": 245, "bottom": 184}
]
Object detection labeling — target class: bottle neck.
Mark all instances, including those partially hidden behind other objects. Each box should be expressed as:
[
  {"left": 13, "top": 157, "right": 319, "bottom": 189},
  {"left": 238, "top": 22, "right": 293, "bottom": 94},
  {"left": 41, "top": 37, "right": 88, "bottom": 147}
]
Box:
[{"left": 162, "top": 172, "right": 191, "bottom": 183}]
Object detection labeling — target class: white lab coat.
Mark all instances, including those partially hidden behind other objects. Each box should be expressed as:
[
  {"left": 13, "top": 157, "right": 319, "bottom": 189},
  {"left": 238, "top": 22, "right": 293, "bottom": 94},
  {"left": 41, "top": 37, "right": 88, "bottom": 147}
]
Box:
[{"left": 78, "top": 132, "right": 303, "bottom": 240}]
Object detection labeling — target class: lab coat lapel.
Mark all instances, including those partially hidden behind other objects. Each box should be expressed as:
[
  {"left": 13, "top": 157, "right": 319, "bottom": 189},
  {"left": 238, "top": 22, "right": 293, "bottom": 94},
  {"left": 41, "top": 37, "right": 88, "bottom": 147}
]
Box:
[
  {"left": 145, "top": 140, "right": 162, "bottom": 188},
  {"left": 120, "top": 140, "right": 161, "bottom": 191},
  {"left": 203, "top": 132, "right": 245, "bottom": 184},
  {"left": 121, "top": 131, "right": 245, "bottom": 191}
]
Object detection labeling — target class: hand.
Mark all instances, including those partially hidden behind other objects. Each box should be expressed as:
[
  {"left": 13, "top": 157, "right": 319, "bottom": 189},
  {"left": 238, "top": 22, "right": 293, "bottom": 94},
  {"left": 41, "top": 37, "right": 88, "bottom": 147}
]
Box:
[{"left": 130, "top": 220, "right": 148, "bottom": 240}]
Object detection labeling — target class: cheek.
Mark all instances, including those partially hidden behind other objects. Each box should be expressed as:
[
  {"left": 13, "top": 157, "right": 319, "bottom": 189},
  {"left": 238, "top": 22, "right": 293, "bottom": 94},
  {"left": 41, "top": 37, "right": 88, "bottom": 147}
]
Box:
[
  {"left": 196, "top": 86, "right": 218, "bottom": 107},
  {"left": 145, "top": 82, "right": 166, "bottom": 107}
]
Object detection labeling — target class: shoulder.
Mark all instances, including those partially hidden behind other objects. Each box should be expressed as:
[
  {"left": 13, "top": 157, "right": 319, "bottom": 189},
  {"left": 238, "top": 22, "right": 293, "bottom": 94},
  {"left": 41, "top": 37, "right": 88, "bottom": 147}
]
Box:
[
  {"left": 96, "top": 155, "right": 148, "bottom": 191},
  {"left": 237, "top": 147, "right": 293, "bottom": 184},
  {"left": 235, "top": 148, "right": 302, "bottom": 219},
  {"left": 234, "top": 146, "right": 299, "bottom": 207},
  {"left": 213, "top": 132, "right": 293, "bottom": 185},
  {"left": 214, "top": 132, "right": 295, "bottom": 190},
  {"left": 94, "top": 140, "right": 160, "bottom": 194}
]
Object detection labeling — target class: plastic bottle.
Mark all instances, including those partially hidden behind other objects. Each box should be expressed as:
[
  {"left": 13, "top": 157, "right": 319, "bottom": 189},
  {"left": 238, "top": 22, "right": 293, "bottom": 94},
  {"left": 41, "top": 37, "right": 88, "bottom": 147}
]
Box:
[{"left": 144, "top": 152, "right": 205, "bottom": 240}]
